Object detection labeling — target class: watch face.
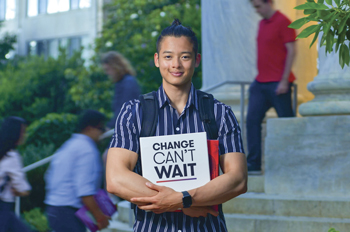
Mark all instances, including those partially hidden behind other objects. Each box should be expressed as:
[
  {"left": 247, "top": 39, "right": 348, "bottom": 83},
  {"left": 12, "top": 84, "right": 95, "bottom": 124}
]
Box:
[{"left": 182, "top": 191, "right": 192, "bottom": 208}]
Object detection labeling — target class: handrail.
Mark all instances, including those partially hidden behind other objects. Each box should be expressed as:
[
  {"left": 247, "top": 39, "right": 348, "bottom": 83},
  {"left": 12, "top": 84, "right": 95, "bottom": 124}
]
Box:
[
  {"left": 15, "top": 129, "right": 115, "bottom": 216},
  {"left": 201, "top": 81, "right": 298, "bottom": 131}
]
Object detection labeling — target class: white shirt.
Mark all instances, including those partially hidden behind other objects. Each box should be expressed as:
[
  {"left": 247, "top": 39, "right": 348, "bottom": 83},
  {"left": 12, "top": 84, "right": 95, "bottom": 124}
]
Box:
[{"left": 0, "top": 150, "right": 31, "bottom": 202}]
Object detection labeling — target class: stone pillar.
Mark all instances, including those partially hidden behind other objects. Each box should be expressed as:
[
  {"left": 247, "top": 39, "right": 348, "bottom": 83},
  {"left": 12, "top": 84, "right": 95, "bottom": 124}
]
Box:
[
  {"left": 298, "top": 24, "right": 350, "bottom": 115},
  {"left": 201, "top": 0, "right": 259, "bottom": 119}
]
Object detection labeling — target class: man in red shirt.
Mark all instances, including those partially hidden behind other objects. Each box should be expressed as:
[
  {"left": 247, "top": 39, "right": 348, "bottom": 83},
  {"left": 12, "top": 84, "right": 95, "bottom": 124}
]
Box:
[{"left": 247, "top": 0, "right": 296, "bottom": 172}]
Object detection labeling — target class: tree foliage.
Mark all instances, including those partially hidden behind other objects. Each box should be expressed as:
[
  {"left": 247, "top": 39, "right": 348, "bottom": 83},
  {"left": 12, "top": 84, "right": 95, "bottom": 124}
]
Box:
[
  {"left": 95, "top": 0, "right": 202, "bottom": 93},
  {"left": 289, "top": 0, "right": 350, "bottom": 68},
  {"left": 0, "top": 22, "right": 16, "bottom": 66},
  {"left": 0, "top": 49, "right": 112, "bottom": 123}
]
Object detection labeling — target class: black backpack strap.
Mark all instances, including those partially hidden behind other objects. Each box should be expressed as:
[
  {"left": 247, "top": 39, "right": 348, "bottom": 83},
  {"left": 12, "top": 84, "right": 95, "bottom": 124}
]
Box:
[
  {"left": 139, "top": 91, "right": 158, "bottom": 138},
  {"left": 197, "top": 90, "right": 218, "bottom": 140}
]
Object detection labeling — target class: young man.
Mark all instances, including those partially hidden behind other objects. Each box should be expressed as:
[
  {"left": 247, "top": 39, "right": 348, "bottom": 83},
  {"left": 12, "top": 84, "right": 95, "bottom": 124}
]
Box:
[
  {"left": 247, "top": 0, "right": 297, "bottom": 172},
  {"left": 44, "top": 110, "right": 110, "bottom": 232},
  {"left": 106, "top": 19, "right": 247, "bottom": 231}
]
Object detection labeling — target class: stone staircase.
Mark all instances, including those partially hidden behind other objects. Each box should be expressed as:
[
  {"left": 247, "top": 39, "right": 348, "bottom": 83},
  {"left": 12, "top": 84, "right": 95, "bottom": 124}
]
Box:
[
  {"left": 223, "top": 175, "right": 350, "bottom": 232},
  {"left": 102, "top": 174, "right": 350, "bottom": 232}
]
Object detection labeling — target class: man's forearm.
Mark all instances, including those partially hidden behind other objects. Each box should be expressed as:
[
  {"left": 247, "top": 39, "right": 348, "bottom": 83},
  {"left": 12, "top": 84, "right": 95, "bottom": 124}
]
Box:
[
  {"left": 188, "top": 152, "right": 247, "bottom": 207},
  {"left": 106, "top": 148, "right": 158, "bottom": 201},
  {"left": 82, "top": 195, "right": 105, "bottom": 219},
  {"left": 281, "top": 42, "right": 296, "bottom": 82},
  {"left": 106, "top": 168, "right": 158, "bottom": 201},
  {"left": 82, "top": 196, "right": 110, "bottom": 229}
]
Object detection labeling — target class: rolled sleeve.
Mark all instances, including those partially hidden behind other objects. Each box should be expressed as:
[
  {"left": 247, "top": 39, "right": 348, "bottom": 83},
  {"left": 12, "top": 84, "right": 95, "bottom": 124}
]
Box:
[
  {"left": 281, "top": 20, "right": 296, "bottom": 44},
  {"left": 109, "top": 101, "right": 140, "bottom": 154},
  {"left": 218, "top": 106, "right": 245, "bottom": 155}
]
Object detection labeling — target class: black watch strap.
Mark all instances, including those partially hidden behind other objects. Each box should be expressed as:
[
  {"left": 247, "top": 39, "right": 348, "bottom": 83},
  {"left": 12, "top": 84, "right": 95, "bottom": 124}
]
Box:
[{"left": 182, "top": 191, "right": 192, "bottom": 208}]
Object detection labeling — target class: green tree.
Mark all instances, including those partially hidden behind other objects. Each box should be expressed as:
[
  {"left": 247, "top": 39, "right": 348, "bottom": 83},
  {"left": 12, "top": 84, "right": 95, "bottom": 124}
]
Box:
[
  {"left": 0, "top": 22, "right": 16, "bottom": 66},
  {"left": 95, "top": 0, "right": 202, "bottom": 93},
  {"left": 0, "top": 49, "right": 80, "bottom": 122},
  {"left": 289, "top": 0, "right": 350, "bottom": 68}
]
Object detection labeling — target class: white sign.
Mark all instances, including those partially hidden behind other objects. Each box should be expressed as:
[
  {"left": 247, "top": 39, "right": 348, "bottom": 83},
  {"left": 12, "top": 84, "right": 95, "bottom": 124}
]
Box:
[{"left": 140, "top": 132, "right": 211, "bottom": 192}]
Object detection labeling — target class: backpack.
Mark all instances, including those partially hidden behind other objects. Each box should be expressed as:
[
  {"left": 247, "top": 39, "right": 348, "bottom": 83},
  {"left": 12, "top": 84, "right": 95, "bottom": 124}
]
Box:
[{"left": 139, "top": 90, "right": 218, "bottom": 139}]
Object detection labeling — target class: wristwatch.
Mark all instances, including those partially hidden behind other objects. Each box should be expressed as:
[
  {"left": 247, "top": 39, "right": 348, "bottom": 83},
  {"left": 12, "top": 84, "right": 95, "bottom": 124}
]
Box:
[{"left": 182, "top": 191, "right": 192, "bottom": 208}]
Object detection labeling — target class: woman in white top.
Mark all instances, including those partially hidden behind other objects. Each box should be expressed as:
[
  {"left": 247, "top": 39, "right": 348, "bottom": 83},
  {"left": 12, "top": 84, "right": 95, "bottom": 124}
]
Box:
[{"left": 0, "top": 116, "right": 31, "bottom": 232}]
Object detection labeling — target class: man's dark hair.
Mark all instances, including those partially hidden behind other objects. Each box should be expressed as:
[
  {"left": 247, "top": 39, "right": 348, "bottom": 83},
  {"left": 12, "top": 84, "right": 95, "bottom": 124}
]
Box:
[
  {"left": 156, "top": 19, "right": 198, "bottom": 55},
  {"left": 76, "top": 110, "right": 106, "bottom": 133},
  {"left": 0, "top": 117, "right": 27, "bottom": 160}
]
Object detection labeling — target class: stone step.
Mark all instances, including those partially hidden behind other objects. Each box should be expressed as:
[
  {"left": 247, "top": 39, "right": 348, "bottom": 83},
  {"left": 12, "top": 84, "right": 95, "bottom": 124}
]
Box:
[
  {"left": 102, "top": 221, "right": 133, "bottom": 232},
  {"left": 116, "top": 201, "right": 135, "bottom": 225},
  {"left": 224, "top": 213, "right": 350, "bottom": 232},
  {"left": 223, "top": 192, "right": 350, "bottom": 219},
  {"left": 247, "top": 174, "right": 264, "bottom": 193}
]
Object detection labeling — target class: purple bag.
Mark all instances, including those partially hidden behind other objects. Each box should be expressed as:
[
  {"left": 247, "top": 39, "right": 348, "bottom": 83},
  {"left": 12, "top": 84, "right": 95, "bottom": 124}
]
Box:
[{"left": 75, "top": 189, "right": 117, "bottom": 232}]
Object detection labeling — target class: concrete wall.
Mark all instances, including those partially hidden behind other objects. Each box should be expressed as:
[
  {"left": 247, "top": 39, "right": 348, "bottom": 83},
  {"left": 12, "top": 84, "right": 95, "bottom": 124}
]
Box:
[{"left": 265, "top": 115, "right": 350, "bottom": 198}]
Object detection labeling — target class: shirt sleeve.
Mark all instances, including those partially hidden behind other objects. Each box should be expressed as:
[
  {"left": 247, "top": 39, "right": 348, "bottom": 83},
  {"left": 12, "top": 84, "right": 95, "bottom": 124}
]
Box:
[
  {"left": 73, "top": 149, "right": 101, "bottom": 197},
  {"left": 109, "top": 100, "right": 140, "bottom": 154},
  {"left": 7, "top": 152, "right": 31, "bottom": 193},
  {"left": 281, "top": 18, "right": 296, "bottom": 44},
  {"left": 216, "top": 103, "right": 245, "bottom": 155}
]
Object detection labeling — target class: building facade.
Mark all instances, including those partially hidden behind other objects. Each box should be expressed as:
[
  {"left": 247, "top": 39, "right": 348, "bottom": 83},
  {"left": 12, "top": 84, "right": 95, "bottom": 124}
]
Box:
[{"left": 0, "top": 0, "right": 105, "bottom": 61}]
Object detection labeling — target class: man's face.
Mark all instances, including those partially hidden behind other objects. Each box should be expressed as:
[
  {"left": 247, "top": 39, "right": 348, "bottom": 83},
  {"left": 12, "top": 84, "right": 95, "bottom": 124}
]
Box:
[
  {"left": 102, "top": 63, "right": 117, "bottom": 80},
  {"left": 154, "top": 36, "right": 201, "bottom": 90},
  {"left": 251, "top": 0, "right": 271, "bottom": 19}
]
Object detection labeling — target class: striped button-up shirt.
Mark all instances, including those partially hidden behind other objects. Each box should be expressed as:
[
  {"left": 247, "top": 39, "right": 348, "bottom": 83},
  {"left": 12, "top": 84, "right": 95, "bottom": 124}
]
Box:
[{"left": 110, "top": 84, "right": 244, "bottom": 232}]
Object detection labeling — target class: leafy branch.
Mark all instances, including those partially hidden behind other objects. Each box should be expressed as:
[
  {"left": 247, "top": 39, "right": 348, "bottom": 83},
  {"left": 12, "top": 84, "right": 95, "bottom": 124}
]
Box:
[{"left": 289, "top": 0, "right": 350, "bottom": 68}]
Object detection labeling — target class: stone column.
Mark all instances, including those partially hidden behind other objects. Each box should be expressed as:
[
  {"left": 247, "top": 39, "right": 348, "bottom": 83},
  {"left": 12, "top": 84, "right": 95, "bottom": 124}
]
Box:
[
  {"left": 201, "top": 0, "right": 259, "bottom": 119},
  {"left": 298, "top": 22, "right": 350, "bottom": 115}
]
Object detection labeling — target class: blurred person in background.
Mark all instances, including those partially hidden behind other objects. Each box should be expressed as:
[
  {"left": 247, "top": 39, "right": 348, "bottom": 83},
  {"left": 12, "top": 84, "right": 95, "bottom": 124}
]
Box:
[
  {"left": 101, "top": 51, "right": 141, "bottom": 205},
  {"left": 101, "top": 51, "right": 141, "bottom": 130},
  {"left": 247, "top": 0, "right": 296, "bottom": 173},
  {"left": 44, "top": 110, "right": 110, "bottom": 232},
  {"left": 0, "top": 116, "right": 32, "bottom": 232}
]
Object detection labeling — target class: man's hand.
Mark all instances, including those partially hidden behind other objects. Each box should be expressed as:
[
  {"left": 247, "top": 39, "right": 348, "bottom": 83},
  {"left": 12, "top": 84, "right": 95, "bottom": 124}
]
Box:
[
  {"left": 275, "top": 80, "right": 289, "bottom": 95},
  {"left": 11, "top": 188, "right": 29, "bottom": 197},
  {"left": 182, "top": 206, "right": 219, "bottom": 218},
  {"left": 95, "top": 213, "right": 110, "bottom": 230},
  {"left": 81, "top": 195, "right": 110, "bottom": 230},
  {"left": 130, "top": 182, "right": 182, "bottom": 214}
]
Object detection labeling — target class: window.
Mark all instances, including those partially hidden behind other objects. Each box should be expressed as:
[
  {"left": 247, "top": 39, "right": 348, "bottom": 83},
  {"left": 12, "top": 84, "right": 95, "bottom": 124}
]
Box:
[
  {"left": 27, "top": 0, "right": 38, "bottom": 17},
  {"left": 28, "top": 36, "right": 86, "bottom": 59},
  {"left": 27, "top": 0, "right": 90, "bottom": 17},
  {"left": 47, "top": 0, "right": 69, "bottom": 14},
  {"left": 0, "top": 0, "right": 16, "bottom": 20}
]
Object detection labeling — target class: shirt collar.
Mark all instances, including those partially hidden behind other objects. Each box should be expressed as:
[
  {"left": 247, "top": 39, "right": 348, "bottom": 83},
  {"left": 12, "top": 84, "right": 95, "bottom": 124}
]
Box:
[
  {"left": 157, "top": 83, "right": 197, "bottom": 110},
  {"left": 72, "top": 133, "right": 95, "bottom": 144},
  {"left": 263, "top": 10, "right": 279, "bottom": 23}
]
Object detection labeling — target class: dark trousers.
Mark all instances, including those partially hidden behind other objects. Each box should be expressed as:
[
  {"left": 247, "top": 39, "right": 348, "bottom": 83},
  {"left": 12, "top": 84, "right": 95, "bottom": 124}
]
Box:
[
  {"left": 0, "top": 200, "right": 31, "bottom": 232},
  {"left": 46, "top": 205, "right": 86, "bottom": 232},
  {"left": 246, "top": 80, "right": 294, "bottom": 168}
]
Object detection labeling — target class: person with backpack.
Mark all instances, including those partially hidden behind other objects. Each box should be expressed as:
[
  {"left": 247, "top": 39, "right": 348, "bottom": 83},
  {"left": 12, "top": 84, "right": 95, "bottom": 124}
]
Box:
[
  {"left": 0, "top": 116, "right": 32, "bottom": 232},
  {"left": 106, "top": 19, "right": 247, "bottom": 232}
]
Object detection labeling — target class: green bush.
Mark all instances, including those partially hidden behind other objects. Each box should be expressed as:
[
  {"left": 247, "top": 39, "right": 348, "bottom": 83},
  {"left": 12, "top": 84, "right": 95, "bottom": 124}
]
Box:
[
  {"left": 0, "top": 49, "right": 84, "bottom": 123},
  {"left": 25, "top": 113, "right": 78, "bottom": 151},
  {"left": 23, "top": 208, "right": 50, "bottom": 232},
  {"left": 19, "top": 143, "right": 56, "bottom": 211},
  {"left": 328, "top": 228, "right": 340, "bottom": 232}
]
